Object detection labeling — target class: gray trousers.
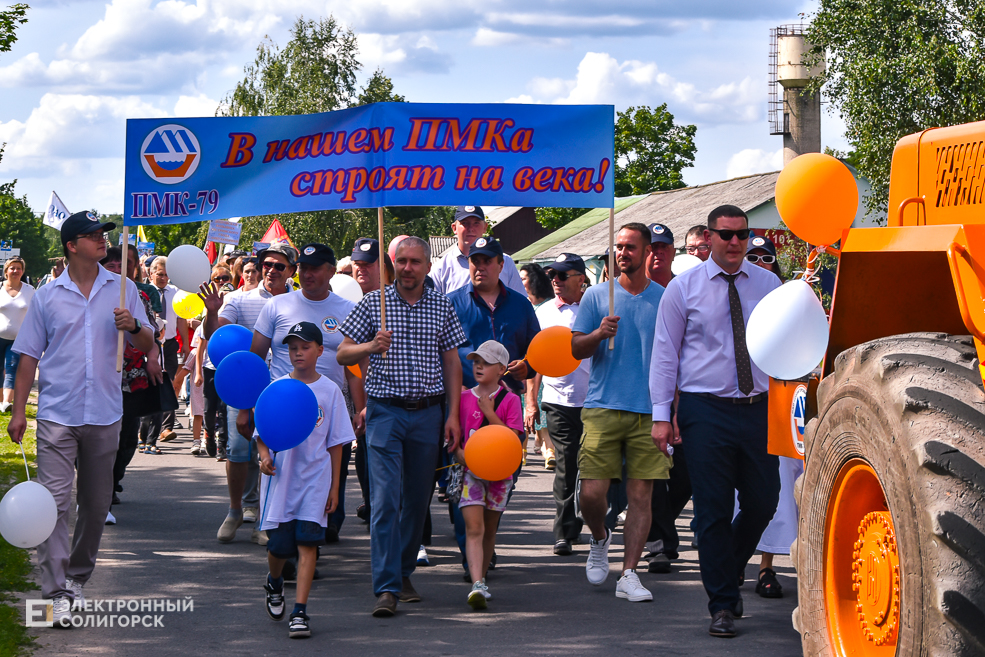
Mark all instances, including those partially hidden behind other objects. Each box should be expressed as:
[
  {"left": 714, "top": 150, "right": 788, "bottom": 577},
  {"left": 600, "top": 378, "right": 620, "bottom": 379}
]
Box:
[{"left": 36, "top": 419, "right": 120, "bottom": 600}]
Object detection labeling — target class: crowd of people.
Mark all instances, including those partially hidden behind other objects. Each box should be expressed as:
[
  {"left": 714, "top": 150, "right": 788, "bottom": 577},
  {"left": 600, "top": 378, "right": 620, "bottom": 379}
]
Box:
[{"left": 5, "top": 203, "right": 800, "bottom": 641}]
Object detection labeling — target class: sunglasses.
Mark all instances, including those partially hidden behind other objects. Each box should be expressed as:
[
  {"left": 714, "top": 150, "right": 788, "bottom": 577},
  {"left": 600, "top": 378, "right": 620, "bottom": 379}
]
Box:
[
  {"left": 746, "top": 254, "right": 776, "bottom": 264},
  {"left": 77, "top": 232, "right": 107, "bottom": 242},
  {"left": 686, "top": 245, "right": 711, "bottom": 253},
  {"left": 212, "top": 275, "right": 231, "bottom": 283},
  {"left": 707, "top": 227, "right": 751, "bottom": 241},
  {"left": 262, "top": 261, "right": 288, "bottom": 272},
  {"left": 546, "top": 270, "right": 572, "bottom": 281}
]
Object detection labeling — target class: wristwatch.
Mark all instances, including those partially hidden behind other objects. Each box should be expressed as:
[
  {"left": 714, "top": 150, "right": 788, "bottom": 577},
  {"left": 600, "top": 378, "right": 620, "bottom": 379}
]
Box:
[{"left": 128, "top": 317, "right": 142, "bottom": 334}]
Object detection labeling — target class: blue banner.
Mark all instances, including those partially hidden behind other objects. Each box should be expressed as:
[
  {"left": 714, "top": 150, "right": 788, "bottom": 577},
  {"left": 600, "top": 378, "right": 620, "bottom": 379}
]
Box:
[{"left": 123, "top": 103, "right": 614, "bottom": 226}]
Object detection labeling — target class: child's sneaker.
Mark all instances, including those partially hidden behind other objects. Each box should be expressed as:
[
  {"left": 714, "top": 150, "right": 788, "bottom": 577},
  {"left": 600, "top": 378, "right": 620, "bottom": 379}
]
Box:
[
  {"left": 467, "top": 581, "right": 488, "bottom": 610},
  {"left": 264, "top": 579, "right": 285, "bottom": 621},
  {"left": 288, "top": 611, "right": 310, "bottom": 638}
]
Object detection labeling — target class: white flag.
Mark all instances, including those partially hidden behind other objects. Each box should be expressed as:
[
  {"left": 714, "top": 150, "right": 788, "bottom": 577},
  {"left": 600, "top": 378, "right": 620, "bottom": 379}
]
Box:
[{"left": 43, "top": 191, "right": 70, "bottom": 229}]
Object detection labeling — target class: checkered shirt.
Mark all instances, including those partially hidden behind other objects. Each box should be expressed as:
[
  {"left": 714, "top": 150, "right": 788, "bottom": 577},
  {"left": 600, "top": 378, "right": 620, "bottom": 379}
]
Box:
[{"left": 340, "top": 285, "right": 468, "bottom": 399}]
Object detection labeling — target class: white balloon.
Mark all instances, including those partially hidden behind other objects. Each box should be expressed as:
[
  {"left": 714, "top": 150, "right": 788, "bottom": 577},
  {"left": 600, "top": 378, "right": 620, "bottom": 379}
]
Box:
[
  {"left": 0, "top": 481, "right": 58, "bottom": 548},
  {"left": 166, "top": 245, "right": 212, "bottom": 293},
  {"left": 746, "top": 279, "right": 829, "bottom": 381},
  {"left": 671, "top": 254, "right": 703, "bottom": 275},
  {"left": 330, "top": 274, "right": 364, "bottom": 304}
]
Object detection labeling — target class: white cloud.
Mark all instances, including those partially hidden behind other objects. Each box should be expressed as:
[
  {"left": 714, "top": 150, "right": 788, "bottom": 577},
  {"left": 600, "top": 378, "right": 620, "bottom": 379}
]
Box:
[
  {"left": 358, "top": 33, "right": 452, "bottom": 75},
  {"left": 174, "top": 94, "right": 220, "bottom": 117},
  {"left": 516, "top": 52, "right": 761, "bottom": 126},
  {"left": 725, "top": 148, "right": 782, "bottom": 178}
]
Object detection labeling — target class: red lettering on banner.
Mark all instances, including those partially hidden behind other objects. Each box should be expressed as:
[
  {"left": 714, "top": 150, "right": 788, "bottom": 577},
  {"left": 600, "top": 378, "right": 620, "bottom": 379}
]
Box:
[
  {"left": 310, "top": 132, "right": 348, "bottom": 157},
  {"left": 409, "top": 166, "right": 444, "bottom": 190},
  {"left": 342, "top": 168, "right": 368, "bottom": 202},
  {"left": 290, "top": 172, "right": 313, "bottom": 196},
  {"left": 551, "top": 167, "right": 575, "bottom": 192},
  {"left": 455, "top": 166, "right": 481, "bottom": 191},
  {"left": 221, "top": 133, "right": 256, "bottom": 168},
  {"left": 572, "top": 168, "right": 594, "bottom": 192},
  {"left": 312, "top": 170, "right": 347, "bottom": 195},
  {"left": 347, "top": 129, "right": 371, "bottom": 153},
  {"left": 368, "top": 167, "right": 386, "bottom": 192},
  {"left": 404, "top": 117, "right": 532, "bottom": 153},
  {"left": 479, "top": 119, "right": 514, "bottom": 152},
  {"left": 594, "top": 158, "right": 609, "bottom": 193},
  {"left": 510, "top": 129, "right": 534, "bottom": 153},
  {"left": 447, "top": 121, "right": 484, "bottom": 151},
  {"left": 287, "top": 136, "right": 312, "bottom": 160},
  {"left": 480, "top": 166, "right": 504, "bottom": 191},
  {"left": 532, "top": 167, "right": 554, "bottom": 192},
  {"left": 263, "top": 140, "right": 290, "bottom": 163},
  {"left": 513, "top": 167, "right": 534, "bottom": 192},
  {"left": 369, "top": 128, "right": 394, "bottom": 152},
  {"left": 385, "top": 167, "right": 410, "bottom": 190}
]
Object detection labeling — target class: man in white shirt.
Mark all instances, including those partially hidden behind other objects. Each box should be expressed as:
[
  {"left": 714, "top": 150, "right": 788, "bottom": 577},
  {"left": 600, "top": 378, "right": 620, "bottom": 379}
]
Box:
[
  {"left": 8, "top": 211, "right": 155, "bottom": 626},
  {"left": 249, "top": 243, "right": 365, "bottom": 539},
  {"left": 140, "top": 255, "right": 188, "bottom": 444},
  {"left": 202, "top": 242, "right": 296, "bottom": 543},
  {"left": 527, "top": 253, "right": 591, "bottom": 557},
  {"left": 431, "top": 206, "right": 526, "bottom": 296}
]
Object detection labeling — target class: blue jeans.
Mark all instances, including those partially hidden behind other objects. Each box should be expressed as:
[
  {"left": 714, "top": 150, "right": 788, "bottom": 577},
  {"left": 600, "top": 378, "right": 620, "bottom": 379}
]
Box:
[
  {"left": 677, "top": 393, "right": 780, "bottom": 616},
  {"left": 0, "top": 337, "right": 20, "bottom": 389},
  {"left": 366, "top": 399, "right": 441, "bottom": 596}
]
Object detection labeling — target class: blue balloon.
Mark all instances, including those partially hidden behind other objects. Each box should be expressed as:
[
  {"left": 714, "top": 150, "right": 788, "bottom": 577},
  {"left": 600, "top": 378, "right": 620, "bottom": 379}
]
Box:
[
  {"left": 208, "top": 324, "right": 253, "bottom": 366},
  {"left": 214, "top": 351, "right": 269, "bottom": 410},
  {"left": 254, "top": 378, "right": 319, "bottom": 452}
]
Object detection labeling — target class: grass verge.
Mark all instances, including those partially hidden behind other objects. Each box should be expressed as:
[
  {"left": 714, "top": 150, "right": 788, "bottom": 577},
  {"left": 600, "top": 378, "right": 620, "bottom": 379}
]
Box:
[{"left": 0, "top": 405, "right": 38, "bottom": 657}]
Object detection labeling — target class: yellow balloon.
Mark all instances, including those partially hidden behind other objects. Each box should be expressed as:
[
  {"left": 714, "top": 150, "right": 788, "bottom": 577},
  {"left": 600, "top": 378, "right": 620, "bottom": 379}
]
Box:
[{"left": 172, "top": 291, "right": 205, "bottom": 319}]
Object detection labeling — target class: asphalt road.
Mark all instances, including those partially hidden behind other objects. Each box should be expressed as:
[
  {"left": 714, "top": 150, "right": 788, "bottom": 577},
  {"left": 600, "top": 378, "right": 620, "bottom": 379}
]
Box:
[{"left": 22, "top": 409, "right": 803, "bottom": 656}]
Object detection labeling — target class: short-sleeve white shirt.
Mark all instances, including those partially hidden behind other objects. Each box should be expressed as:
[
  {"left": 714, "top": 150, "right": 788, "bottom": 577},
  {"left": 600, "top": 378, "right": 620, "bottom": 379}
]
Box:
[
  {"left": 13, "top": 265, "right": 146, "bottom": 426},
  {"left": 535, "top": 299, "right": 591, "bottom": 407},
  {"left": 431, "top": 244, "right": 527, "bottom": 296},
  {"left": 218, "top": 284, "right": 281, "bottom": 331},
  {"left": 257, "top": 374, "right": 356, "bottom": 530}
]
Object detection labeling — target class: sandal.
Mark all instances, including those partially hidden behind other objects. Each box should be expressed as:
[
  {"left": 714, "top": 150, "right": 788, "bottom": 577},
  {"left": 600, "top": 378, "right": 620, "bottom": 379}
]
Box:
[
  {"left": 755, "top": 567, "right": 783, "bottom": 598},
  {"left": 138, "top": 444, "right": 147, "bottom": 453},
  {"left": 146, "top": 446, "right": 163, "bottom": 455}
]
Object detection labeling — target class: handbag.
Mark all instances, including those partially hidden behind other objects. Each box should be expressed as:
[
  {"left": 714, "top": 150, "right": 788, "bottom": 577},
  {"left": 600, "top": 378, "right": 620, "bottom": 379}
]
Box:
[
  {"left": 445, "top": 462, "right": 465, "bottom": 504},
  {"left": 123, "top": 369, "right": 179, "bottom": 418}
]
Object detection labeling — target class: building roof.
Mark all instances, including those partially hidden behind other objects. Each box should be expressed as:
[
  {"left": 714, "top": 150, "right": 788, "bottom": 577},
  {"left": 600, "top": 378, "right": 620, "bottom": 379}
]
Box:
[
  {"left": 511, "top": 196, "right": 648, "bottom": 261},
  {"left": 515, "top": 172, "right": 780, "bottom": 261},
  {"left": 484, "top": 206, "right": 522, "bottom": 227},
  {"left": 429, "top": 235, "right": 457, "bottom": 260}
]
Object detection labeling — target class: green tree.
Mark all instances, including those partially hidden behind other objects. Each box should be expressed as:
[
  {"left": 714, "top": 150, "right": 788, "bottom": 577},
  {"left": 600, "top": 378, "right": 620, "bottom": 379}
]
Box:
[
  {"left": 0, "top": 3, "right": 27, "bottom": 54},
  {"left": 0, "top": 152, "right": 51, "bottom": 280},
  {"left": 537, "top": 104, "right": 697, "bottom": 229},
  {"left": 356, "top": 68, "right": 406, "bottom": 105},
  {"left": 807, "top": 0, "right": 985, "bottom": 213}
]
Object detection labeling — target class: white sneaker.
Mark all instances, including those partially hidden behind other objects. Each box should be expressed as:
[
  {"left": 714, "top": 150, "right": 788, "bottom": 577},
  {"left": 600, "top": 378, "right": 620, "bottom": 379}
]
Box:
[
  {"left": 615, "top": 569, "right": 653, "bottom": 602},
  {"left": 105, "top": 511, "right": 116, "bottom": 525},
  {"left": 417, "top": 545, "right": 429, "bottom": 566},
  {"left": 65, "top": 579, "right": 85, "bottom": 609},
  {"left": 616, "top": 510, "right": 627, "bottom": 527},
  {"left": 467, "top": 581, "right": 488, "bottom": 610},
  {"left": 243, "top": 507, "right": 258, "bottom": 523},
  {"left": 51, "top": 596, "right": 72, "bottom": 627},
  {"left": 189, "top": 441, "right": 201, "bottom": 455},
  {"left": 586, "top": 528, "right": 611, "bottom": 585},
  {"left": 0, "top": 401, "right": 11, "bottom": 413}
]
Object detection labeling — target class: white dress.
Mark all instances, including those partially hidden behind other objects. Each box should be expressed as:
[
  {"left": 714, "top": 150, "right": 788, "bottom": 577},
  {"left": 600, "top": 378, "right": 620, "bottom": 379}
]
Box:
[{"left": 757, "top": 456, "right": 803, "bottom": 554}]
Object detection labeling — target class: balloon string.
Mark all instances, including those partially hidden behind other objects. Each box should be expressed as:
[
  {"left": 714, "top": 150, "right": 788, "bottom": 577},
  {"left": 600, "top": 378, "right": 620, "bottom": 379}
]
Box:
[{"left": 19, "top": 441, "right": 30, "bottom": 482}]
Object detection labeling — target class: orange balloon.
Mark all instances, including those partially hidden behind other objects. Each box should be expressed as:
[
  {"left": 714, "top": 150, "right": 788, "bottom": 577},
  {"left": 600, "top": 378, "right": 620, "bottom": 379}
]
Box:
[
  {"left": 464, "top": 425, "right": 523, "bottom": 482},
  {"left": 347, "top": 364, "right": 362, "bottom": 378},
  {"left": 526, "top": 326, "right": 580, "bottom": 377},
  {"left": 774, "top": 153, "right": 859, "bottom": 246}
]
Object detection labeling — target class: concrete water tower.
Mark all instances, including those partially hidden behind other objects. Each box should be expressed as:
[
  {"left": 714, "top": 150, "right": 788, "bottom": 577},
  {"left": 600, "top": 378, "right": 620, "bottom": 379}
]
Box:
[{"left": 768, "top": 25, "right": 824, "bottom": 164}]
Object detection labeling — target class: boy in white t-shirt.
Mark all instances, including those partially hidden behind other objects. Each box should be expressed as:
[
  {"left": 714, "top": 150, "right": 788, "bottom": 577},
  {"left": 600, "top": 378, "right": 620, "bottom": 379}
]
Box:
[{"left": 257, "top": 321, "right": 355, "bottom": 639}]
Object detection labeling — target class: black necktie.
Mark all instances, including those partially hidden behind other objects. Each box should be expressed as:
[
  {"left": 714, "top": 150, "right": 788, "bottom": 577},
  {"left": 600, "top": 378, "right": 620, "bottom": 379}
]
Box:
[
  {"left": 158, "top": 288, "right": 167, "bottom": 321},
  {"left": 721, "top": 273, "right": 754, "bottom": 395}
]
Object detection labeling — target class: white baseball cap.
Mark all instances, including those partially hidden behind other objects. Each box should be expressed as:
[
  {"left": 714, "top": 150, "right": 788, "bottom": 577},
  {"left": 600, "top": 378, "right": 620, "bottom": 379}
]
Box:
[{"left": 466, "top": 340, "right": 509, "bottom": 367}]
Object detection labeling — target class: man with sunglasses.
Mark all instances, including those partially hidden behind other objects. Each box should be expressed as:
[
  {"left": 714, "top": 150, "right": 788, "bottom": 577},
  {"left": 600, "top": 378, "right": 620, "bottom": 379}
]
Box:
[
  {"left": 201, "top": 242, "right": 297, "bottom": 543},
  {"left": 530, "top": 253, "right": 590, "bottom": 556},
  {"left": 649, "top": 205, "right": 781, "bottom": 638},
  {"left": 8, "top": 211, "right": 155, "bottom": 626}
]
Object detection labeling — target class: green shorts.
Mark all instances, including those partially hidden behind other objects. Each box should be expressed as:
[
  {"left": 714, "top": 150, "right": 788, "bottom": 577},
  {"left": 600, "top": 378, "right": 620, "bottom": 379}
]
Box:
[{"left": 578, "top": 407, "right": 670, "bottom": 480}]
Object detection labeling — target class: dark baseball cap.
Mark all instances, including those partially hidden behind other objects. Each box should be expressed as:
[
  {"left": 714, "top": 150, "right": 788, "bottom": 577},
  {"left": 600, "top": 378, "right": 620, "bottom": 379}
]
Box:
[
  {"left": 544, "top": 253, "right": 586, "bottom": 274},
  {"left": 282, "top": 320, "right": 323, "bottom": 346},
  {"left": 746, "top": 234, "right": 777, "bottom": 257},
  {"left": 454, "top": 205, "right": 485, "bottom": 223},
  {"left": 297, "top": 243, "right": 336, "bottom": 266},
  {"left": 467, "top": 236, "right": 504, "bottom": 260},
  {"left": 647, "top": 223, "right": 675, "bottom": 246},
  {"left": 61, "top": 211, "right": 116, "bottom": 246},
  {"left": 257, "top": 242, "right": 298, "bottom": 266},
  {"left": 351, "top": 238, "right": 380, "bottom": 263}
]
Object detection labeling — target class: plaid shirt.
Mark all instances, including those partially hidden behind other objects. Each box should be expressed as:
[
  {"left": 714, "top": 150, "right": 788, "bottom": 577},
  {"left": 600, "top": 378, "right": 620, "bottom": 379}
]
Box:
[{"left": 340, "top": 285, "right": 468, "bottom": 399}]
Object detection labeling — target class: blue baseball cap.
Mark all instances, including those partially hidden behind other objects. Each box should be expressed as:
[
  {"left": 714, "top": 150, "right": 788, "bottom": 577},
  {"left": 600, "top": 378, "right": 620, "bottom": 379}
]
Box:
[
  {"left": 467, "top": 236, "right": 504, "bottom": 260},
  {"left": 647, "top": 223, "right": 675, "bottom": 246}
]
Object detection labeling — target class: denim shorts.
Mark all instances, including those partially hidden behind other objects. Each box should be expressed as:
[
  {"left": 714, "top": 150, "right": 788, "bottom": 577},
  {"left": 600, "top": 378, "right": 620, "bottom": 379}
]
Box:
[
  {"left": 267, "top": 519, "right": 326, "bottom": 558},
  {"left": 226, "top": 407, "right": 256, "bottom": 463}
]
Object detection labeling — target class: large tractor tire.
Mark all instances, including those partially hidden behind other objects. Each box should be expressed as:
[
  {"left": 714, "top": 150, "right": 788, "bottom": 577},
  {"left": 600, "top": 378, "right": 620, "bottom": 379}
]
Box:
[{"left": 792, "top": 333, "right": 985, "bottom": 656}]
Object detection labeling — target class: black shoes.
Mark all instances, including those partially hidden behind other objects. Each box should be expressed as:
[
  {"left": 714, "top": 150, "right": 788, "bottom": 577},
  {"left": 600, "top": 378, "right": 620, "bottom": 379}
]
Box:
[
  {"left": 372, "top": 592, "right": 398, "bottom": 617},
  {"left": 264, "top": 581, "right": 285, "bottom": 621},
  {"left": 755, "top": 567, "right": 784, "bottom": 598},
  {"left": 288, "top": 611, "right": 310, "bottom": 638},
  {"left": 553, "top": 539, "right": 572, "bottom": 556},
  {"left": 709, "top": 610, "right": 736, "bottom": 638},
  {"left": 646, "top": 553, "right": 672, "bottom": 573},
  {"left": 356, "top": 504, "right": 370, "bottom": 522}
]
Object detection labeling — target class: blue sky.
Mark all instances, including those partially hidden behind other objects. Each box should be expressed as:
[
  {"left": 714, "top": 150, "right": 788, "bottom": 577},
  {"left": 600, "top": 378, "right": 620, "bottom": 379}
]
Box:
[{"left": 0, "top": 0, "right": 848, "bottom": 215}]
